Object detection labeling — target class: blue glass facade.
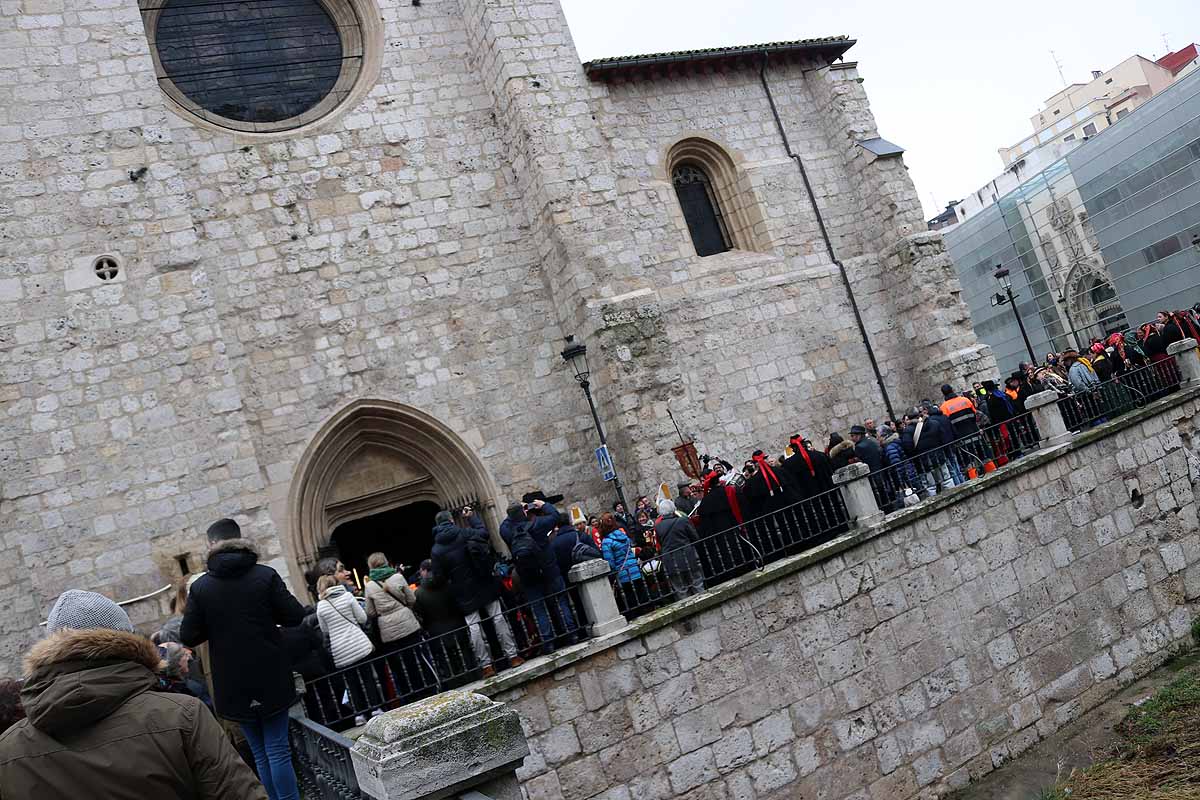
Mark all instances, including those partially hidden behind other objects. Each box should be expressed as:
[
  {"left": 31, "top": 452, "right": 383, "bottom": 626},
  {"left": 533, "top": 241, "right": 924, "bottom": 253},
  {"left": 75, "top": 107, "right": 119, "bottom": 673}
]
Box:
[{"left": 945, "top": 67, "right": 1200, "bottom": 373}]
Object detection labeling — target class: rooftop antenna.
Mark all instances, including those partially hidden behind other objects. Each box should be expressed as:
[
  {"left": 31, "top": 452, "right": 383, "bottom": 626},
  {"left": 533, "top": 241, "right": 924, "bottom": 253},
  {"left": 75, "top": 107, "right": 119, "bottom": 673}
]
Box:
[
  {"left": 1050, "top": 50, "right": 1067, "bottom": 87},
  {"left": 1162, "top": 34, "right": 1171, "bottom": 54}
]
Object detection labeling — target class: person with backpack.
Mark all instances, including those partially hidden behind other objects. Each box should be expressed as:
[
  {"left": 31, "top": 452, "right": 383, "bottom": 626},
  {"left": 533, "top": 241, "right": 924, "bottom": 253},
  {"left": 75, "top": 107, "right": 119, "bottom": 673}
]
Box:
[
  {"left": 550, "top": 512, "right": 601, "bottom": 579},
  {"left": 430, "top": 510, "right": 521, "bottom": 678},
  {"left": 500, "top": 500, "right": 578, "bottom": 656}
]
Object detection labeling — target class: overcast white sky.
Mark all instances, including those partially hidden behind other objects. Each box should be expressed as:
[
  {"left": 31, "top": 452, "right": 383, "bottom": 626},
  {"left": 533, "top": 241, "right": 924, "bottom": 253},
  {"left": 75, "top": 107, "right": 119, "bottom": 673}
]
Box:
[{"left": 559, "top": 0, "right": 1200, "bottom": 219}]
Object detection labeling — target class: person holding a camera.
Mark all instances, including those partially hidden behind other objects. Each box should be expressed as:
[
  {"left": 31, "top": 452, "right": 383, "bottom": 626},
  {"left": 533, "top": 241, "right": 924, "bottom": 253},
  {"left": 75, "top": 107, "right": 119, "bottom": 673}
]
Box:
[{"left": 500, "top": 497, "right": 579, "bottom": 656}]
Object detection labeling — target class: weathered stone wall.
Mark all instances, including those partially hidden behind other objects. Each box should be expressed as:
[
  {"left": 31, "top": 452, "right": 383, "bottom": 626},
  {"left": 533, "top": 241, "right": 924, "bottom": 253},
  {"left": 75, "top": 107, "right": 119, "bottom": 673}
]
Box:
[
  {"left": 491, "top": 390, "right": 1200, "bottom": 800},
  {"left": 0, "top": 0, "right": 992, "bottom": 671}
]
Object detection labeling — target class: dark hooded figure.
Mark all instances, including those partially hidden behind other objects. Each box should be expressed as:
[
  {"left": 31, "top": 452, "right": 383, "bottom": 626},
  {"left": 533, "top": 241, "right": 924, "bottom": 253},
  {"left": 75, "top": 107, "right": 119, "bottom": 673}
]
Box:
[
  {"left": 742, "top": 450, "right": 802, "bottom": 555},
  {"left": 783, "top": 434, "right": 848, "bottom": 542},
  {"left": 695, "top": 460, "right": 751, "bottom": 581},
  {"left": 180, "top": 518, "right": 306, "bottom": 800}
]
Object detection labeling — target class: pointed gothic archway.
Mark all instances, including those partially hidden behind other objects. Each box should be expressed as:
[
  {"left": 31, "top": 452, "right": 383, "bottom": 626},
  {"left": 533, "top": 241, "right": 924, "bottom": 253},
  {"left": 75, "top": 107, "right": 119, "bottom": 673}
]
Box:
[{"left": 286, "top": 399, "right": 505, "bottom": 576}]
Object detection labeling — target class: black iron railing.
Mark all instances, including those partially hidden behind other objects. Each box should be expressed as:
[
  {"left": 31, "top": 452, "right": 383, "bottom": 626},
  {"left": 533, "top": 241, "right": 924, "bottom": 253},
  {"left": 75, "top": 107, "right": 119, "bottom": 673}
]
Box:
[
  {"left": 304, "top": 584, "right": 589, "bottom": 728},
  {"left": 1055, "top": 357, "right": 1180, "bottom": 431},
  {"left": 296, "top": 350, "right": 1191, "bottom": 731},
  {"left": 607, "top": 483, "right": 851, "bottom": 616},
  {"left": 289, "top": 714, "right": 364, "bottom": 800}
]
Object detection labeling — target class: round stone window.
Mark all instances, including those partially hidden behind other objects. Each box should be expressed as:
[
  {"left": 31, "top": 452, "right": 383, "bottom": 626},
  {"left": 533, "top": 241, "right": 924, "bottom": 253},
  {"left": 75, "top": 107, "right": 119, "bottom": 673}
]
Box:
[
  {"left": 142, "top": 0, "right": 366, "bottom": 133},
  {"left": 93, "top": 256, "right": 120, "bottom": 281}
]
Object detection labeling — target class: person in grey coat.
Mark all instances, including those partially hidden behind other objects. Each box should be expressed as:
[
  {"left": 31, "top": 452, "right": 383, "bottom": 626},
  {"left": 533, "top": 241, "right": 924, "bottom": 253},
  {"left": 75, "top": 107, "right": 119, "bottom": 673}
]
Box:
[{"left": 654, "top": 499, "right": 706, "bottom": 601}]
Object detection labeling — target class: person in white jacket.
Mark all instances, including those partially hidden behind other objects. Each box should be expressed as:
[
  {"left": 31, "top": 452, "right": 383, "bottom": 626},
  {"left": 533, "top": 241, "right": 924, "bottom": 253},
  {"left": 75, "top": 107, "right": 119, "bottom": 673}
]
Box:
[{"left": 315, "top": 575, "right": 379, "bottom": 724}]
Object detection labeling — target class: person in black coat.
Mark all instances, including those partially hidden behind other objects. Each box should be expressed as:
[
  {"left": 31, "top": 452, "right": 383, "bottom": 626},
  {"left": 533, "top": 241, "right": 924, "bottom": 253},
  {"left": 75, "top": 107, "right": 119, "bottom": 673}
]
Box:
[
  {"left": 413, "top": 572, "right": 475, "bottom": 686},
  {"left": 500, "top": 501, "right": 576, "bottom": 655},
  {"left": 849, "top": 424, "right": 889, "bottom": 511},
  {"left": 742, "top": 451, "right": 803, "bottom": 554},
  {"left": 918, "top": 405, "right": 963, "bottom": 487},
  {"left": 828, "top": 432, "right": 855, "bottom": 471},
  {"left": 429, "top": 511, "right": 520, "bottom": 677},
  {"left": 280, "top": 609, "right": 335, "bottom": 722},
  {"left": 693, "top": 461, "right": 752, "bottom": 581},
  {"left": 180, "top": 518, "right": 307, "bottom": 800},
  {"left": 654, "top": 500, "right": 705, "bottom": 600},
  {"left": 549, "top": 514, "right": 594, "bottom": 580},
  {"left": 783, "top": 435, "right": 848, "bottom": 541}
]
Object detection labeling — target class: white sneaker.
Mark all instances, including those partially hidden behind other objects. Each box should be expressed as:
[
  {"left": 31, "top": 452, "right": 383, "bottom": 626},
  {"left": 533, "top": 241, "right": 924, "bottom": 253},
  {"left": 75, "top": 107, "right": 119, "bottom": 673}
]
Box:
[
  {"left": 354, "top": 715, "right": 367, "bottom": 726},
  {"left": 370, "top": 709, "right": 385, "bottom": 718}
]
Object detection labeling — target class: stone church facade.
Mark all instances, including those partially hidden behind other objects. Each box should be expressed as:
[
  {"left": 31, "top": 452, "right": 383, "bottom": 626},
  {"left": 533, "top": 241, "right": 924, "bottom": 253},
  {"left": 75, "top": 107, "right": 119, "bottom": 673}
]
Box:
[{"left": 0, "top": 0, "right": 994, "bottom": 668}]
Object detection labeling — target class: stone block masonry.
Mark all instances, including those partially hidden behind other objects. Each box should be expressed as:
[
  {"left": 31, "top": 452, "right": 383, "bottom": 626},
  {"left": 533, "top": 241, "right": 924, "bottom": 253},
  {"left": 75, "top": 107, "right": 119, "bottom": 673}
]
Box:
[
  {"left": 0, "top": 0, "right": 993, "bottom": 670},
  {"left": 487, "top": 389, "right": 1200, "bottom": 800}
]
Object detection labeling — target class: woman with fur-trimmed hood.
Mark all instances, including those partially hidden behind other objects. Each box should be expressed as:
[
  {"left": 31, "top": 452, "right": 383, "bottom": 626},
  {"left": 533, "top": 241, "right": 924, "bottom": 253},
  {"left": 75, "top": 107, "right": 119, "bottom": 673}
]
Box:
[{"left": 0, "top": 589, "right": 266, "bottom": 798}]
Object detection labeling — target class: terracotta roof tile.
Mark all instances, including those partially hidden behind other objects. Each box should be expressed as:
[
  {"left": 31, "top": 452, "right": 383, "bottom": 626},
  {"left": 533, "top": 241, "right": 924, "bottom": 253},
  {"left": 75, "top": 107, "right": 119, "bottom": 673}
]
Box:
[{"left": 582, "top": 37, "right": 855, "bottom": 77}]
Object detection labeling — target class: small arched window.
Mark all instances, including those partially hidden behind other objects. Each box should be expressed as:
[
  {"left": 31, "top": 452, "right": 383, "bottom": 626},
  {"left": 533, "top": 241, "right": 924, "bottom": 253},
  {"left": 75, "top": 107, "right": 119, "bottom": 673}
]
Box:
[{"left": 672, "top": 164, "right": 732, "bottom": 257}]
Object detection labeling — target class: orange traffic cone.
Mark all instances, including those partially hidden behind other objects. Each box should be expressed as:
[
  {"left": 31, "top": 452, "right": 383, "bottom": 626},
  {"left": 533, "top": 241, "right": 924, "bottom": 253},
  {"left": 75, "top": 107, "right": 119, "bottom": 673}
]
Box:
[
  {"left": 983, "top": 459, "right": 997, "bottom": 473},
  {"left": 966, "top": 466, "right": 979, "bottom": 480}
]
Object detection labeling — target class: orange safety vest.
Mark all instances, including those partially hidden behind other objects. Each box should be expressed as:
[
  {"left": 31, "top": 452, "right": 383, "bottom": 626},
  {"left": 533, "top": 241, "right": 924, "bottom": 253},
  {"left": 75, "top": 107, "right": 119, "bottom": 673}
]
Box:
[{"left": 939, "top": 395, "right": 976, "bottom": 419}]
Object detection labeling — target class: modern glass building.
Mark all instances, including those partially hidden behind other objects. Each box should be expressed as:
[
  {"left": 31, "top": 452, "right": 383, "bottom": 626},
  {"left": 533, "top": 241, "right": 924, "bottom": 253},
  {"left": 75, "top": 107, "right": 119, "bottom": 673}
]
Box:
[{"left": 944, "top": 66, "right": 1200, "bottom": 374}]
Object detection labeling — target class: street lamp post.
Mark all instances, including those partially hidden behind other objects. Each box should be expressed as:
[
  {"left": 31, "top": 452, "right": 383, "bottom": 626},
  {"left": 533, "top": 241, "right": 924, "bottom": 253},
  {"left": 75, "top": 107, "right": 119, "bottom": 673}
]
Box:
[
  {"left": 994, "top": 265, "right": 1038, "bottom": 365},
  {"left": 561, "top": 336, "right": 630, "bottom": 514}
]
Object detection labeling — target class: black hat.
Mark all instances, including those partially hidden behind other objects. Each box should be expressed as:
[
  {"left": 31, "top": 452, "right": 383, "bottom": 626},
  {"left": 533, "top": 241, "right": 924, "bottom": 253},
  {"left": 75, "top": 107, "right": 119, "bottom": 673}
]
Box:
[
  {"left": 849, "top": 424, "right": 867, "bottom": 435},
  {"left": 1007, "top": 372, "right": 1024, "bottom": 384},
  {"left": 981, "top": 380, "right": 998, "bottom": 391},
  {"left": 522, "top": 489, "right": 564, "bottom": 505}
]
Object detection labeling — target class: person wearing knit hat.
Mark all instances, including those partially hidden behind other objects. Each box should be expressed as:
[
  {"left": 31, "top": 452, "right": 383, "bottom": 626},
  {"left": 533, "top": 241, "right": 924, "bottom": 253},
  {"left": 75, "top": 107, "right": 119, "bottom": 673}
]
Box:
[
  {"left": 45, "top": 588, "right": 134, "bottom": 634},
  {"left": 0, "top": 589, "right": 266, "bottom": 799}
]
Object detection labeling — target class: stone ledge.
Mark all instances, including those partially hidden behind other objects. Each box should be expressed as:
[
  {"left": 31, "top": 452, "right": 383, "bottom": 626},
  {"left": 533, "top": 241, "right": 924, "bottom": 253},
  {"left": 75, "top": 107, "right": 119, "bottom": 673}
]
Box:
[
  {"left": 351, "top": 690, "right": 528, "bottom": 800},
  {"left": 463, "top": 383, "right": 1200, "bottom": 699}
]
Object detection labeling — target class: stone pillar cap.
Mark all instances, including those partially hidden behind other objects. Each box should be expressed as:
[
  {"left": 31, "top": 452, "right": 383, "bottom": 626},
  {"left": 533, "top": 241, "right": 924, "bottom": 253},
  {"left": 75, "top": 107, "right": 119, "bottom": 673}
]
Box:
[
  {"left": 352, "top": 691, "right": 529, "bottom": 800},
  {"left": 1167, "top": 337, "right": 1198, "bottom": 355},
  {"left": 1023, "top": 389, "right": 1060, "bottom": 409},
  {"left": 567, "top": 557, "right": 610, "bottom": 582},
  {"left": 833, "top": 462, "right": 870, "bottom": 482}
]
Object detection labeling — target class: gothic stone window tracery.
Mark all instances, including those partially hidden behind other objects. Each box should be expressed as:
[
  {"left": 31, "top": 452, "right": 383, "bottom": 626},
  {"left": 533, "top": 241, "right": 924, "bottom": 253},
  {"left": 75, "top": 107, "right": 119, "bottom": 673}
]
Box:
[{"left": 140, "top": 0, "right": 367, "bottom": 133}]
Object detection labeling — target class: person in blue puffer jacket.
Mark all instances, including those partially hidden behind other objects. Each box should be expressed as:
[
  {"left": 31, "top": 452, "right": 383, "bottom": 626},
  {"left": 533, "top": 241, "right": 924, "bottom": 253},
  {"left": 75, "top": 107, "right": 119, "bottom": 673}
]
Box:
[
  {"left": 598, "top": 512, "right": 648, "bottom": 616},
  {"left": 879, "top": 424, "right": 921, "bottom": 510}
]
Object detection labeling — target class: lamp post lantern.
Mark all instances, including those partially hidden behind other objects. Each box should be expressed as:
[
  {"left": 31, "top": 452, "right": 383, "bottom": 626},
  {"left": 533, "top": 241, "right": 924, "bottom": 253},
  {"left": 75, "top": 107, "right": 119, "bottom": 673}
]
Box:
[
  {"left": 561, "top": 336, "right": 630, "bottom": 514},
  {"left": 994, "top": 265, "right": 1038, "bottom": 365}
]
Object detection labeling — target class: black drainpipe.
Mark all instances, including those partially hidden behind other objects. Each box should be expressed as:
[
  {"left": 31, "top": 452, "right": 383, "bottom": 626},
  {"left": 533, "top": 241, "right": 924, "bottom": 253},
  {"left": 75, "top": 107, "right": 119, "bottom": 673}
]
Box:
[{"left": 758, "top": 53, "right": 897, "bottom": 423}]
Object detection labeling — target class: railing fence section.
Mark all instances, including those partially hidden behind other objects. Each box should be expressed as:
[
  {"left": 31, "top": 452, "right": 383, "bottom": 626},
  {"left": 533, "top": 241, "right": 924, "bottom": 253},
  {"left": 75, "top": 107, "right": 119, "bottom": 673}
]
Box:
[{"left": 289, "top": 714, "right": 364, "bottom": 800}]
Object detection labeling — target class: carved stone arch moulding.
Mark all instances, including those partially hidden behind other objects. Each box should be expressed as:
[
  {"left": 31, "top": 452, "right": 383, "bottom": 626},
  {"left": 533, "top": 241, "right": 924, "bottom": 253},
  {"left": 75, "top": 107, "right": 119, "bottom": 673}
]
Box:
[
  {"left": 287, "top": 399, "right": 505, "bottom": 569},
  {"left": 1063, "top": 259, "right": 1105, "bottom": 317}
]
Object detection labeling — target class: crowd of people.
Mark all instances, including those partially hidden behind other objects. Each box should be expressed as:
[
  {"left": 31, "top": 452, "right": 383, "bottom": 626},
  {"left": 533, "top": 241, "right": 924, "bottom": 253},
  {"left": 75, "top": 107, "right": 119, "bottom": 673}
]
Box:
[{"left": 2, "top": 305, "right": 1196, "bottom": 799}]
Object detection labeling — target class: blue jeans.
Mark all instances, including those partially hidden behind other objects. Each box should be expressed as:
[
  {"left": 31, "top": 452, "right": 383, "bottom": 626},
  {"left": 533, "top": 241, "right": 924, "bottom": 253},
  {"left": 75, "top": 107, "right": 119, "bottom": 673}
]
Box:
[
  {"left": 523, "top": 572, "right": 576, "bottom": 650},
  {"left": 239, "top": 710, "right": 299, "bottom": 800},
  {"left": 946, "top": 453, "right": 965, "bottom": 485}
]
